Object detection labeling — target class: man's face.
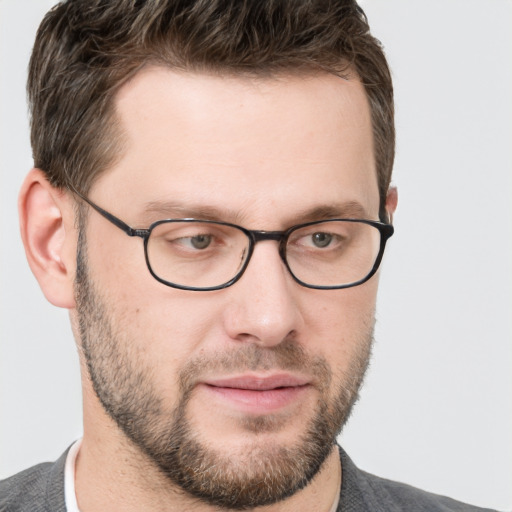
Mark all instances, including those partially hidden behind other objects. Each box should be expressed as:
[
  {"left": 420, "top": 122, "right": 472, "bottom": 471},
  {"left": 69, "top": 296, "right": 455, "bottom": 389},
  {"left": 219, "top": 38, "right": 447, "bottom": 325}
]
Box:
[{"left": 75, "top": 68, "right": 380, "bottom": 509}]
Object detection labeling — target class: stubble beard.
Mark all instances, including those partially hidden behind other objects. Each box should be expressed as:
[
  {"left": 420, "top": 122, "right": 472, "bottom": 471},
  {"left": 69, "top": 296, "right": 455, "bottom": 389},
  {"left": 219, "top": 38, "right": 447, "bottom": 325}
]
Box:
[{"left": 75, "top": 226, "right": 374, "bottom": 510}]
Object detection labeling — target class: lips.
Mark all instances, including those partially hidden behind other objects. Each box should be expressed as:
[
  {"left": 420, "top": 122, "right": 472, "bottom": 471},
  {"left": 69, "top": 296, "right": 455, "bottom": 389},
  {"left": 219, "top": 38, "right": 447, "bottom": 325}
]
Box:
[
  {"left": 200, "top": 374, "right": 311, "bottom": 413},
  {"left": 205, "top": 374, "right": 310, "bottom": 390}
]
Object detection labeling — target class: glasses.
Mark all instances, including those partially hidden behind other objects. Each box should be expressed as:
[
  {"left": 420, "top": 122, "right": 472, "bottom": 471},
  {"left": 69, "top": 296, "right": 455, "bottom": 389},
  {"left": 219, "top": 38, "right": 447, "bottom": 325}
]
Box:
[{"left": 74, "top": 191, "right": 394, "bottom": 291}]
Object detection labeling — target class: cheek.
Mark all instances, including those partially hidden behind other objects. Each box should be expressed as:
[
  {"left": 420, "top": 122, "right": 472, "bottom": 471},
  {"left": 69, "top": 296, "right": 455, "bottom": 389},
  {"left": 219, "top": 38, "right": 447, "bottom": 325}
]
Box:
[
  {"left": 85, "top": 220, "right": 150, "bottom": 308},
  {"left": 301, "top": 282, "right": 377, "bottom": 364},
  {"left": 95, "top": 279, "right": 229, "bottom": 386}
]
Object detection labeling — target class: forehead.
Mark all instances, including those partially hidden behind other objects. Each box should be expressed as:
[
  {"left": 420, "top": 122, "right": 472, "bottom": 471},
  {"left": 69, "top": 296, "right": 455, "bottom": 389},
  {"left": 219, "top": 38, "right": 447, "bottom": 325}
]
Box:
[{"left": 96, "top": 67, "right": 378, "bottom": 226}]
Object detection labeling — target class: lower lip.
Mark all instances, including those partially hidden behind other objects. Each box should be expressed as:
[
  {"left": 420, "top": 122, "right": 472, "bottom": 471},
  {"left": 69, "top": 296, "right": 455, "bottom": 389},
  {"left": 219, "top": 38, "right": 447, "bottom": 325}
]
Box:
[{"left": 201, "top": 384, "right": 310, "bottom": 414}]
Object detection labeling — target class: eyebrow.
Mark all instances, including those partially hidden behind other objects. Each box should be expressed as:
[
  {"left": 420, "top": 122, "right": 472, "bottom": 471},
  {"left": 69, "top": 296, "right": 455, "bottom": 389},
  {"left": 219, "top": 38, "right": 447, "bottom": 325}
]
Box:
[
  {"left": 294, "top": 202, "right": 370, "bottom": 223},
  {"left": 140, "top": 200, "right": 371, "bottom": 227},
  {"left": 141, "top": 201, "right": 246, "bottom": 224}
]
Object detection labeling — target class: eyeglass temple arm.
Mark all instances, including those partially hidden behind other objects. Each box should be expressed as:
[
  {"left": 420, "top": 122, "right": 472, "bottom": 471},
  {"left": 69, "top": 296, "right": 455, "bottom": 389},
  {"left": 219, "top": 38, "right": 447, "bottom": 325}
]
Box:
[{"left": 69, "top": 186, "right": 149, "bottom": 238}]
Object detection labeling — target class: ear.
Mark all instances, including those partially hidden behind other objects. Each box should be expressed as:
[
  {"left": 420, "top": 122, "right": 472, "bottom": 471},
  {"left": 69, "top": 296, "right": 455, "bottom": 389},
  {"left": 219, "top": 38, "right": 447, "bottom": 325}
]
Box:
[
  {"left": 385, "top": 185, "right": 398, "bottom": 224},
  {"left": 19, "top": 168, "right": 77, "bottom": 309}
]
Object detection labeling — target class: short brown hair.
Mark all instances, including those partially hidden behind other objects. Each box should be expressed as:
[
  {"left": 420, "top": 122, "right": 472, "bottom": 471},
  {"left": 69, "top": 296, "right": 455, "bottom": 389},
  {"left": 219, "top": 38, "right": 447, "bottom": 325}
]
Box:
[{"left": 28, "top": 0, "right": 394, "bottom": 217}]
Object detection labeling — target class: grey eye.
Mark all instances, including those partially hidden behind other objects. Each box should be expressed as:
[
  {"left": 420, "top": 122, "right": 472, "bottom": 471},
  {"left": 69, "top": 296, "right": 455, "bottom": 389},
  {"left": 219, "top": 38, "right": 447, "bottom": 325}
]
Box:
[
  {"left": 190, "top": 235, "right": 212, "bottom": 249},
  {"left": 311, "top": 232, "right": 332, "bottom": 248}
]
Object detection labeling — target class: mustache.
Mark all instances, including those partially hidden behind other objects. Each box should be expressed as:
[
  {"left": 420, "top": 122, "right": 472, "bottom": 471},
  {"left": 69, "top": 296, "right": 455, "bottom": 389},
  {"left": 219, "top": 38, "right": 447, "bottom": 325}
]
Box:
[{"left": 177, "top": 340, "right": 332, "bottom": 396}]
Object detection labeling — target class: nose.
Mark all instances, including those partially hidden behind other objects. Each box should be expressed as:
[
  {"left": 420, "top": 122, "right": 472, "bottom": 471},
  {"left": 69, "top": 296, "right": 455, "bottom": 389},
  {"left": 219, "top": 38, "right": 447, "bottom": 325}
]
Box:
[{"left": 222, "top": 241, "right": 304, "bottom": 347}]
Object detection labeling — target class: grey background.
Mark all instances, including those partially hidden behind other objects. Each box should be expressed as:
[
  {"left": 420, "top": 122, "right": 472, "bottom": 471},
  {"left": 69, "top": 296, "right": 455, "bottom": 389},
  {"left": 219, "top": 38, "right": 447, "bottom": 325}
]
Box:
[{"left": 1, "top": 1, "right": 511, "bottom": 510}]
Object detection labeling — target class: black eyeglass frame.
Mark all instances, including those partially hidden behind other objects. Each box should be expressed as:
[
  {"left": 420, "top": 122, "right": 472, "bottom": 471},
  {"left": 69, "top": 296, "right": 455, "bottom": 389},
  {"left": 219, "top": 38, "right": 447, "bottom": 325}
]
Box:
[{"left": 74, "top": 191, "right": 394, "bottom": 291}]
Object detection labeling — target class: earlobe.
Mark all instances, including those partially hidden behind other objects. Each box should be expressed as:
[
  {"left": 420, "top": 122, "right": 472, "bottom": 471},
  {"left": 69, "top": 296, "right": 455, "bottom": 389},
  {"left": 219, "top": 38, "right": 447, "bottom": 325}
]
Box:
[
  {"left": 385, "top": 185, "right": 398, "bottom": 224},
  {"left": 19, "top": 169, "right": 77, "bottom": 309}
]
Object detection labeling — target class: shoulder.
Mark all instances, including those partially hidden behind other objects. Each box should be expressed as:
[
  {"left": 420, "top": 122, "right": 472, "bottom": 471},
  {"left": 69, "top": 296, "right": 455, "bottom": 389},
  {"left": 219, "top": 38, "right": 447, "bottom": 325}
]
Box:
[
  {"left": 0, "top": 462, "right": 53, "bottom": 511},
  {"left": 360, "top": 470, "right": 497, "bottom": 512},
  {"left": 0, "top": 452, "right": 67, "bottom": 512},
  {"left": 338, "top": 446, "right": 498, "bottom": 512}
]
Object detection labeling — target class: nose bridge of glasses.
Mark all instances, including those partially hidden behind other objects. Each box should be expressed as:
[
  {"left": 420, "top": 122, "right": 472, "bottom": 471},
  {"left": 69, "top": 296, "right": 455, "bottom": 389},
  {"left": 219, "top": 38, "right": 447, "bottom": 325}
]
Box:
[
  {"left": 250, "top": 230, "right": 285, "bottom": 243},
  {"left": 244, "top": 229, "right": 289, "bottom": 269},
  {"left": 250, "top": 230, "right": 288, "bottom": 261}
]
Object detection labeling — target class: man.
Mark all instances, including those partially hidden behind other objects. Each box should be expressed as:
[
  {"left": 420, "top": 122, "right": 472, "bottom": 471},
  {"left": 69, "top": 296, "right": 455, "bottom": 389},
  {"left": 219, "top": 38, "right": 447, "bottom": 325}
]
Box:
[{"left": 0, "top": 1, "right": 500, "bottom": 511}]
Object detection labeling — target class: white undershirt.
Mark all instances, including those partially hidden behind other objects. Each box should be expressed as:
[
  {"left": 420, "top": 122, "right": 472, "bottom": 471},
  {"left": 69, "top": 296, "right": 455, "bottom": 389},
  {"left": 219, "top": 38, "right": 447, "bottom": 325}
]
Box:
[
  {"left": 329, "top": 474, "right": 341, "bottom": 512},
  {"left": 64, "top": 438, "right": 82, "bottom": 512},
  {"left": 64, "top": 439, "right": 340, "bottom": 512}
]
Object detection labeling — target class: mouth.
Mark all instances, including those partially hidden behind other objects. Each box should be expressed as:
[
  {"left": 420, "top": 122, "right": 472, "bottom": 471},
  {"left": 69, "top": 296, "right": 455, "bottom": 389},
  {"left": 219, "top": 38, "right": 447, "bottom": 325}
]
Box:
[{"left": 200, "top": 374, "right": 312, "bottom": 414}]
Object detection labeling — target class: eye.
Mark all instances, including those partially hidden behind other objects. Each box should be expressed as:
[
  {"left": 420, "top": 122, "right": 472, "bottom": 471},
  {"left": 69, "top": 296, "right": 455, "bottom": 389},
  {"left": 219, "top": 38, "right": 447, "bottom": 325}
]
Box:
[
  {"left": 189, "top": 234, "right": 212, "bottom": 249},
  {"left": 289, "top": 228, "right": 346, "bottom": 252},
  {"left": 178, "top": 234, "right": 213, "bottom": 250},
  {"left": 310, "top": 232, "right": 333, "bottom": 248}
]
